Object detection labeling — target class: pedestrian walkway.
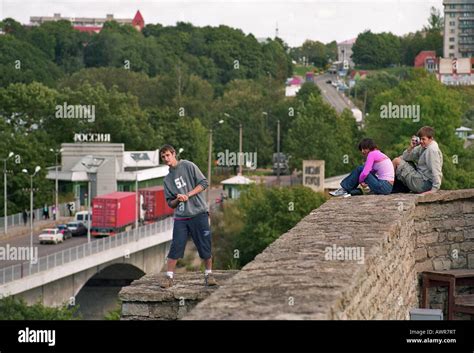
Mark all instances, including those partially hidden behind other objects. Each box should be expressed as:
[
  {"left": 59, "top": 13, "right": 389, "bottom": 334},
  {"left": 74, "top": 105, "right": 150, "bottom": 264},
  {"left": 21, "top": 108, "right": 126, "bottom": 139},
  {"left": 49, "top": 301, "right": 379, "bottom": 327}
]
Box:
[{"left": 0, "top": 216, "right": 73, "bottom": 241}]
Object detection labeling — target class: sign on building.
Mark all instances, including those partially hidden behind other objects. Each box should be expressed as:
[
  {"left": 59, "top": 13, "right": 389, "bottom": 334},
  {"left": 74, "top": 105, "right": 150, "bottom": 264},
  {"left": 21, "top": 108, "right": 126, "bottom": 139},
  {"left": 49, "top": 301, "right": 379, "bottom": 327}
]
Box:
[{"left": 302, "top": 160, "right": 325, "bottom": 192}]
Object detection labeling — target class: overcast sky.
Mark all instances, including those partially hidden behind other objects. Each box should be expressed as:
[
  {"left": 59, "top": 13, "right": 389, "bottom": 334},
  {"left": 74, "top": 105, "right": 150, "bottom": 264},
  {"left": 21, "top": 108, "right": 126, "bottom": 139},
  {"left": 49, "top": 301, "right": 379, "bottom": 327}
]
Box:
[{"left": 0, "top": 0, "right": 443, "bottom": 46}]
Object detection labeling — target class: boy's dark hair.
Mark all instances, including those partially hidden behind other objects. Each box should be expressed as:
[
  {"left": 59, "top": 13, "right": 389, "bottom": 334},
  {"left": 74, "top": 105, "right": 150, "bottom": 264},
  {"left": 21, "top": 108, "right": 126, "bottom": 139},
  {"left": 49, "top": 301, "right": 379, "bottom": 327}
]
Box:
[
  {"left": 417, "top": 126, "right": 435, "bottom": 139},
  {"left": 159, "top": 144, "right": 176, "bottom": 156},
  {"left": 358, "top": 138, "right": 378, "bottom": 151}
]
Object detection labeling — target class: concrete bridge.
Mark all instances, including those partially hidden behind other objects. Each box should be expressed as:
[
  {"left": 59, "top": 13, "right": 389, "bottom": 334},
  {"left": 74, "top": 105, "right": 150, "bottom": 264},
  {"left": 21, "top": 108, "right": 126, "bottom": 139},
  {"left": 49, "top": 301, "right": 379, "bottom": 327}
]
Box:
[
  {"left": 120, "top": 190, "right": 474, "bottom": 320},
  {"left": 0, "top": 218, "right": 172, "bottom": 315}
]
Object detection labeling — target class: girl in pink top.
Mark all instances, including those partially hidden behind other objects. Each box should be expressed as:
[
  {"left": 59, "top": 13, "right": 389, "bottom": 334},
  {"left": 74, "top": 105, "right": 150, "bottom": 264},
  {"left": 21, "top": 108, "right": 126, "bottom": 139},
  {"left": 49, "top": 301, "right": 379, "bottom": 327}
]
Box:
[{"left": 330, "top": 139, "right": 394, "bottom": 197}]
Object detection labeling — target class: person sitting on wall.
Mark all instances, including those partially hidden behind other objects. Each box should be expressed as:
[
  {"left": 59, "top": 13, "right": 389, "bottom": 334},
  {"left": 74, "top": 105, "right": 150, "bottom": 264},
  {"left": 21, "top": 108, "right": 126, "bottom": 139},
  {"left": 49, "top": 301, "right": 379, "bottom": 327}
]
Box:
[
  {"left": 391, "top": 126, "right": 443, "bottom": 194},
  {"left": 330, "top": 138, "right": 394, "bottom": 197}
]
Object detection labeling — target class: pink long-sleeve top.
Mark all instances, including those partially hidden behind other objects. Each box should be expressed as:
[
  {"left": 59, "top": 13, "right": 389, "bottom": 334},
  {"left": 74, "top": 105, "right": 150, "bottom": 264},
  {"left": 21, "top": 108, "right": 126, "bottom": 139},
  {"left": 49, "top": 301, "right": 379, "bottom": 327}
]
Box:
[{"left": 359, "top": 150, "right": 394, "bottom": 183}]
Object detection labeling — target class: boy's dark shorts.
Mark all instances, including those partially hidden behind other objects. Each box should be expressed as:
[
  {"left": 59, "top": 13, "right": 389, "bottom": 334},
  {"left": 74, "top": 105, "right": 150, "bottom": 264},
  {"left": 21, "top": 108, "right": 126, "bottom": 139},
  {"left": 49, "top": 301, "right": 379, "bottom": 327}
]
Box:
[{"left": 168, "top": 212, "right": 212, "bottom": 260}]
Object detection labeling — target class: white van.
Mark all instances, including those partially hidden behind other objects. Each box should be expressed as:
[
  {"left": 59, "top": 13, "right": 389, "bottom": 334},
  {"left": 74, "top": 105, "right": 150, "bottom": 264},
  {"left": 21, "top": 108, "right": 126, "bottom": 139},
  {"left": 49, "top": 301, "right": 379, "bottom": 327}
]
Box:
[{"left": 75, "top": 211, "right": 92, "bottom": 229}]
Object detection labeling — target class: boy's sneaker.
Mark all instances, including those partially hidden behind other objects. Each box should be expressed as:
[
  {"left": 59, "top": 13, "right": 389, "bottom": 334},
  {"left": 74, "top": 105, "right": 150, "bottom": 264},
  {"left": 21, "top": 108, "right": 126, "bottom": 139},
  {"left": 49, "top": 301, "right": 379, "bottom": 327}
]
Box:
[
  {"left": 205, "top": 273, "right": 218, "bottom": 286},
  {"left": 159, "top": 275, "right": 174, "bottom": 288},
  {"left": 329, "top": 188, "right": 350, "bottom": 197}
]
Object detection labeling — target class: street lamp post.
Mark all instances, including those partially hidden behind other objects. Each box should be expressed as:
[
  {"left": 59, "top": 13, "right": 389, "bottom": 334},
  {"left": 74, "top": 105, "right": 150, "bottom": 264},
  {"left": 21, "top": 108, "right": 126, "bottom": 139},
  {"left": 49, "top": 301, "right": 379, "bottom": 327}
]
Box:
[
  {"left": 263, "top": 112, "right": 280, "bottom": 185},
  {"left": 3, "top": 152, "right": 14, "bottom": 235},
  {"left": 22, "top": 166, "right": 41, "bottom": 265},
  {"left": 87, "top": 175, "right": 91, "bottom": 243},
  {"left": 223, "top": 113, "right": 243, "bottom": 175},
  {"left": 207, "top": 119, "right": 224, "bottom": 205},
  {"left": 277, "top": 119, "right": 281, "bottom": 185},
  {"left": 135, "top": 159, "right": 139, "bottom": 229},
  {"left": 50, "top": 148, "right": 63, "bottom": 220}
]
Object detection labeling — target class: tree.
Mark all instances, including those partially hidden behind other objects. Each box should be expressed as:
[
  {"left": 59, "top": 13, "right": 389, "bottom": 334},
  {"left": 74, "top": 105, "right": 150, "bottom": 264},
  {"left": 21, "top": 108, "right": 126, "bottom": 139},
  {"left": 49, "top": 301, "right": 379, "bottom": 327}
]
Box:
[
  {"left": 285, "top": 94, "right": 361, "bottom": 177},
  {"left": 0, "top": 35, "right": 63, "bottom": 87},
  {"left": 300, "top": 40, "right": 329, "bottom": 67},
  {"left": 424, "top": 6, "right": 444, "bottom": 32},
  {"left": 364, "top": 73, "right": 473, "bottom": 189},
  {"left": 350, "top": 71, "right": 400, "bottom": 112},
  {"left": 295, "top": 82, "right": 321, "bottom": 103},
  {"left": 0, "top": 296, "right": 80, "bottom": 320},
  {"left": 352, "top": 30, "right": 401, "bottom": 68},
  {"left": 214, "top": 80, "right": 273, "bottom": 167},
  {"left": 233, "top": 185, "right": 326, "bottom": 266}
]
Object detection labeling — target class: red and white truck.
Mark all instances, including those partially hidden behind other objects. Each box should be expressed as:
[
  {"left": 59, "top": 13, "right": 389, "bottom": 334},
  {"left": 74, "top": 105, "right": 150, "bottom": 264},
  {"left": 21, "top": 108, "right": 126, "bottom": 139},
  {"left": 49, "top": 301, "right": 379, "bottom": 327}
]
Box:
[
  {"left": 139, "top": 186, "right": 174, "bottom": 222},
  {"left": 90, "top": 192, "right": 138, "bottom": 237}
]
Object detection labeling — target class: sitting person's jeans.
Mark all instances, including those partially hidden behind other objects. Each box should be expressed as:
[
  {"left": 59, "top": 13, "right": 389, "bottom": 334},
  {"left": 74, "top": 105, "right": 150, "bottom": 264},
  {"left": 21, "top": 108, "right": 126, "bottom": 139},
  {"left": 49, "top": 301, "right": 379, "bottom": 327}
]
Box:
[{"left": 341, "top": 165, "right": 393, "bottom": 195}]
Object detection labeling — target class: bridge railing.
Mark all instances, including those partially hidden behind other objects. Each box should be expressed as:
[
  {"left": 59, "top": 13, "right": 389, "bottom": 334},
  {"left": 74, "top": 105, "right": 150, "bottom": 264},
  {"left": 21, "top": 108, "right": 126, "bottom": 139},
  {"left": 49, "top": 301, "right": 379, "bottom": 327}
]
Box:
[
  {"left": 0, "top": 217, "right": 173, "bottom": 286},
  {"left": 0, "top": 203, "right": 71, "bottom": 233}
]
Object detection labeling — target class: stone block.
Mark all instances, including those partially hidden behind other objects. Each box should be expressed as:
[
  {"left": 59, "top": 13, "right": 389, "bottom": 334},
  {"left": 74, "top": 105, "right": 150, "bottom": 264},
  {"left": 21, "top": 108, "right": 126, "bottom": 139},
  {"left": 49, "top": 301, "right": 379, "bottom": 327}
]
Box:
[
  {"left": 122, "top": 302, "right": 149, "bottom": 317},
  {"left": 417, "top": 233, "right": 439, "bottom": 246},
  {"left": 464, "top": 229, "right": 474, "bottom": 240},
  {"left": 427, "top": 245, "right": 449, "bottom": 258},
  {"left": 414, "top": 248, "right": 428, "bottom": 262},
  {"left": 438, "top": 232, "right": 447, "bottom": 242},
  {"left": 459, "top": 242, "right": 474, "bottom": 252},
  {"left": 447, "top": 231, "right": 464, "bottom": 242},
  {"left": 451, "top": 256, "right": 467, "bottom": 269},
  {"left": 433, "top": 258, "right": 451, "bottom": 271},
  {"left": 468, "top": 254, "right": 474, "bottom": 269},
  {"left": 415, "top": 260, "right": 433, "bottom": 272},
  {"left": 462, "top": 202, "right": 474, "bottom": 214}
]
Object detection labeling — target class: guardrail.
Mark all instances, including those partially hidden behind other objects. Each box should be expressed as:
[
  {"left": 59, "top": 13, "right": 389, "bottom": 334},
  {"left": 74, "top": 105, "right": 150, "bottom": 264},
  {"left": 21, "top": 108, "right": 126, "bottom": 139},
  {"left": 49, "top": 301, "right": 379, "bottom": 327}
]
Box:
[
  {"left": 0, "top": 203, "right": 71, "bottom": 232},
  {"left": 0, "top": 217, "right": 173, "bottom": 285}
]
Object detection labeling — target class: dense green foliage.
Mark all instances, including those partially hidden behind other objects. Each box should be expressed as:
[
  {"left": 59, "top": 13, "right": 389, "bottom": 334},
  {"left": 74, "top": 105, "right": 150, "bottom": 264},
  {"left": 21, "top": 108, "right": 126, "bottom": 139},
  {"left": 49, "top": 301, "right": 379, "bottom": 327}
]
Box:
[
  {"left": 0, "top": 296, "right": 80, "bottom": 320},
  {"left": 212, "top": 185, "right": 327, "bottom": 268}
]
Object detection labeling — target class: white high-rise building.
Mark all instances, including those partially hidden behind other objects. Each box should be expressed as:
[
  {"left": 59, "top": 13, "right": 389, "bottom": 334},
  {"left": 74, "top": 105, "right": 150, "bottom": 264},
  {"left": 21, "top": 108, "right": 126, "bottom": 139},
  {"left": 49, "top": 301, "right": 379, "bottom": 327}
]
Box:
[{"left": 443, "top": 0, "right": 474, "bottom": 58}]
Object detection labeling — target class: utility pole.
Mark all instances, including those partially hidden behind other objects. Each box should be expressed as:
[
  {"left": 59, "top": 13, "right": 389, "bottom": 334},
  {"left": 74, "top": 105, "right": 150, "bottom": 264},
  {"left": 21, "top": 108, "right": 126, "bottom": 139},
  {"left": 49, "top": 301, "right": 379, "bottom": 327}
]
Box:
[
  {"left": 3, "top": 152, "right": 14, "bottom": 234},
  {"left": 238, "top": 123, "right": 243, "bottom": 175},
  {"left": 277, "top": 119, "right": 281, "bottom": 185},
  {"left": 207, "top": 128, "right": 213, "bottom": 206}
]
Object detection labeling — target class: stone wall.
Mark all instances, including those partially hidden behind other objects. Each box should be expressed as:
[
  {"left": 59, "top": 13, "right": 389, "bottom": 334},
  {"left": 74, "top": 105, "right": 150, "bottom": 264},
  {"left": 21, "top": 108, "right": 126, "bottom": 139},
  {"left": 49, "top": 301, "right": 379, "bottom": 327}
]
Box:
[
  {"left": 120, "top": 271, "right": 237, "bottom": 320},
  {"left": 184, "top": 190, "right": 474, "bottom": 320},
  {"left": 413, "top": 191, "right": 474, "bottom": 319}
]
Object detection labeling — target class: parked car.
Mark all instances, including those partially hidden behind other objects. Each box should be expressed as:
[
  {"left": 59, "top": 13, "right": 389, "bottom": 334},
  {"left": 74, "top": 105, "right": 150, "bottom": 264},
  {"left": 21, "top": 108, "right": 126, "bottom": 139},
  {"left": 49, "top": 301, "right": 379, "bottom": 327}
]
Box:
[
  {"left": 56, "top": 224, "right": 72, "bottom": 240},
  {"left": 68, "top": 222, "right": 87, "bottom": 236},
  {"left": 39, "top": 228, "right": 64, "bottom": 245}
]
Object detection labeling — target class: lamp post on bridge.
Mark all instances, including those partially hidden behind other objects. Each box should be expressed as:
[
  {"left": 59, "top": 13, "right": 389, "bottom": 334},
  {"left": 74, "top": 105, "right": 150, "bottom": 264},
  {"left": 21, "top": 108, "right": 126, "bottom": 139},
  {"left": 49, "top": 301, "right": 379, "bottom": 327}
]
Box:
[
  {"left": 3, "top": 151, "right": 14, "bottom": 235},
  {"left": 50, "top": 148, "right": 63, "bottom": 220},
  {"left": 22, "top": 166, "right": 41, "bottom": 266}
]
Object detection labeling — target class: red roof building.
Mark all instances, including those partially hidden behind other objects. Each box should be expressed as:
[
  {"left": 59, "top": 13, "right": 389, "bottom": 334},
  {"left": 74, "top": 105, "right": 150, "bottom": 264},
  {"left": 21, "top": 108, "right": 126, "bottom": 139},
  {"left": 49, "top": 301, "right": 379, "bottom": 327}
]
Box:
[
  {"left": 414, "top": 51, "right": 437, "bottom": 69},
  {"left": 132, "top": 10, "right": 145, "bottom": 31}
]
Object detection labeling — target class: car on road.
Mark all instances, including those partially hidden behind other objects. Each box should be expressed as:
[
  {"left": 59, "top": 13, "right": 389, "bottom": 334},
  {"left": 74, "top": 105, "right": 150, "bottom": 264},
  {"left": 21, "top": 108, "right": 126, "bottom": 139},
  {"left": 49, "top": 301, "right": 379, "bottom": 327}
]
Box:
[
  {"left": 56, "top": 224, "right": 72, "bottom": 240},
  {"left": 67, "top": 221, "right": 87, "bottom": 236},
  {"left": 39, "top": 228, "right": 64, "bottom": 245}
]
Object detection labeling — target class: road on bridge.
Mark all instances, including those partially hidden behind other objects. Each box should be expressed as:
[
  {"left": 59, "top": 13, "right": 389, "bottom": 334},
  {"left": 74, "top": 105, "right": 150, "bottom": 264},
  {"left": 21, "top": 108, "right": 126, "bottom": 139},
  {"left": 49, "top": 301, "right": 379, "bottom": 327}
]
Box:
[{"left": 0, "top": 220, "right": 99, "bottom": 268}]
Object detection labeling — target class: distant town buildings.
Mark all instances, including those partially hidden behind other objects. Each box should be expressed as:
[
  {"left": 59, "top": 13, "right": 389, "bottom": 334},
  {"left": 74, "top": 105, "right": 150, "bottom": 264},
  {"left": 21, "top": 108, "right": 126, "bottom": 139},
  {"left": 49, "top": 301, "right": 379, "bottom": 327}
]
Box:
[
  {"left": 415, "top": 51, "right": 474, "bottom": 85},
  {"left": 414, "top": 51, "right": 438, "bottom": 73},
  {"left": 443, "top": 0, "right": 474, "bottom": 59},
  {"left": 337, "top": 38, "right": 356, "bottom": 69},
  {"left": 30, "top": 10, "right": 145, "bottom": 33}
]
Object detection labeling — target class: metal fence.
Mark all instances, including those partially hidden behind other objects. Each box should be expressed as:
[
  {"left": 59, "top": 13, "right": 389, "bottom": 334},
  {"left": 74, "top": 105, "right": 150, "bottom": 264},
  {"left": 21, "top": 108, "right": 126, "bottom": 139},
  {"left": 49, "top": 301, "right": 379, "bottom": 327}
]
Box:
[
  {"left": 0, "top": 203, "right": 70, "bottom": 233},
  {"left": 0, "top": 217, "right": 173, "bottom": 286}
]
